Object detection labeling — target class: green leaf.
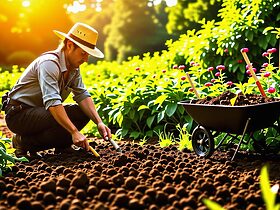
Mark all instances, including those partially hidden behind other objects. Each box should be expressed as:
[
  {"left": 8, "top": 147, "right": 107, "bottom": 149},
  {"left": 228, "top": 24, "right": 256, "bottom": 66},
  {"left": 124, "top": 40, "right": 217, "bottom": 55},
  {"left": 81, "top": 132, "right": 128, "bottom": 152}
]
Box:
[
  {"left": 277, "top": 14, "right": 280, "bottom": 21},
  {"left": 131, "top": 96, "right": 140, "bottom": 103},
  {"left": 178, "top": 105, "right": 185, "bottom": 115},
  {"left": 157, "top": 110, "right": 165, "bottom": 123},
  {"left": 203, "top": 199, "right": 225, "bottom": 210},
  {"left": 116, "top": 113, "right": 123, "bottom": 127},
  {"left": 146, "top": 115, "right": 155, "bottom": 128},
  {"left": 121, "top": 128, "right": 128, "bottom": 136},
  {"left": 165, "top": 103, "right": 177, "bottom": 117},
  {"left": 154, "top": 94, "right": 168, "bottom": 106},
  {"left": 129, "top": 131, "right": 140, "bottom": 139},
  {"left": 258, "top": 37, "right": 268, "bottom": 49},
  {"left": 145, "top": 130, "right": 154, "bottom": 137},
  {"left": 247, "top": 30, "right": 254, "bottom": 42},
  {"left": 263, "top": 27, "right": 275, "bottom": 34},
  {"left": 137, "top": 105, "right": 149, "bottom": 111},
  {"left": 260, "top": 165, "right": 276, "bottom": 210},
  {"left": 128, "top": 109, "right": 135, "bottom": 120}
]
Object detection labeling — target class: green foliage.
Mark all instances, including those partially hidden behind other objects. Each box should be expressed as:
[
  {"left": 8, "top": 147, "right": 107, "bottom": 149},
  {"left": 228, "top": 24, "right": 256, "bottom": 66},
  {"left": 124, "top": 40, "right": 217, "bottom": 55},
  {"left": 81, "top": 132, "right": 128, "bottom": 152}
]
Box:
[
  {"left": 0, "top": 135, "right": 28, "bottom": 176},
  {"left": 176, "top": 123, "right": 193, "bottom": 151},
  {"left": 260, "top": 165, "right": 280, "bottom": 210},
  {"left": 166, "top": 0, "right": 222, "bottom": 37},
  {"left": 167, "top": 0, "right": 280, "bottom": 82},
  {"left": 0, "top": 66, "right": 23, "bottom": 91},
  {"left": 104, "top": 0, "right": 170, "bottom": 62},
  {"left": 156, "top": 126, "right": 175, "bottom": 147}
]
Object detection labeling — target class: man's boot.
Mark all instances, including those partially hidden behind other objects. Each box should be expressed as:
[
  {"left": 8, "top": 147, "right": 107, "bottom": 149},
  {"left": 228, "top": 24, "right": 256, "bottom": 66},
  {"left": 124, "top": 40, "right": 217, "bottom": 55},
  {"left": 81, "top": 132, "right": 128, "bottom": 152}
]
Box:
[
  {"left": 12, "top": 134, "right": 27, "bottom": 158},
  {"left": 12, "top": 134, "right": 42, "bottom": 159}
]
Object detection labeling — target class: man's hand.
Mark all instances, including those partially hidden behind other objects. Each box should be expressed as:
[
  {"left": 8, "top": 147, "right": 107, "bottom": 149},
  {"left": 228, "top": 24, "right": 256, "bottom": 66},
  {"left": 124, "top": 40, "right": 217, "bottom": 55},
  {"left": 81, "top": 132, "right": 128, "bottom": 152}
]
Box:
[
  {"left": 97, "top": 122, "right": 112, "bottom": 140},
  {"left": 72, "top": 131, "right": 89, "bottom": 151}
]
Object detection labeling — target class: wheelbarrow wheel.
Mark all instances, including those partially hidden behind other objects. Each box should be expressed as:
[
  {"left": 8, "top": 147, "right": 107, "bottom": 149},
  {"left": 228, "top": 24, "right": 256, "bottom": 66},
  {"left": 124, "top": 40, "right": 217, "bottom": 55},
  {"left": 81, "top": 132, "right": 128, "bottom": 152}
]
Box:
[{"left": 192, "top": 126, "right": 214, "bottom": 157}]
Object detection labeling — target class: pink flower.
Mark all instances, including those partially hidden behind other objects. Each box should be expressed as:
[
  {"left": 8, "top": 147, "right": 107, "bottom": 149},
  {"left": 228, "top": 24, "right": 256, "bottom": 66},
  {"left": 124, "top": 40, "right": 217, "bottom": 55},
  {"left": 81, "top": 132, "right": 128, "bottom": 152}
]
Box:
[
  {"left": 181, "top": 76, "right": 186, "bottom": 81},
  {"left": 246, "top": 70, "right": 252, "bottom": 76},
  {"left": 190, "top": 61, "right": 196, "bottom": 66},
  {"left": 173, "top": 65, "right": 178, "bottom": 69},
  {"left": 262, "top": 52, "right": 269, "bottom": 57},
  {"left": 211, "top": 79, "right": 216, "bottom": 83},
  {"left": 262, "top": 63, "right": 268, "bottom": 67},
  {"left": 246, "top": 63, "right": 253, "bottom": 70},
  {"left": 207, "top": 67, "right": 214, "bottom": 72},
  {"left": 216, "top": 65, "right": 225, "bottom": 71},
  {"left": 241, "top": 48, "right": 249, "bottom": 53},
  {"left": 224, "top": 48, "right": 229, "bottom": 53},
  {"left": 226, "top": 81, "right": 233, "bottom": 86},
  {"left": 179, "top": 65, "right": 185, "bottom": 70},
  {"left": 215, "top": 72, "right": 221, "bottom": 77},
  {"left": 264, "top": 72, "right": 271, "bottom": 77},
  {"left": 268, "top": 87, "right": 276, "bottom": 93},
  {"left": 267, "top": 48, "right": 277, "bottom": 54},
  {"left": 205, "top": 82, "right": 212, "bottom": 87}
]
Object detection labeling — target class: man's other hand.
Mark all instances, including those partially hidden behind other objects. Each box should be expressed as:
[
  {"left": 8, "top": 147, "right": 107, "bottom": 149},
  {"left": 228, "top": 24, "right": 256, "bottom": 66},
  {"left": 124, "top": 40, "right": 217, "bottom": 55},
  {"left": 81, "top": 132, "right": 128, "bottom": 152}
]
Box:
[{"left": 72, "top": 131, "right": 89, "bottom": 151}]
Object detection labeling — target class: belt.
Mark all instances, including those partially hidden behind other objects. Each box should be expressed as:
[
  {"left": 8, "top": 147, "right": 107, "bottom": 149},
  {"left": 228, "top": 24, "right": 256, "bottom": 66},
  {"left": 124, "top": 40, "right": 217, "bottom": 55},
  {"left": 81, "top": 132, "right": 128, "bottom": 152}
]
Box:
[{"left": 9, "top": 99, "right": 22, "bottom": 106}]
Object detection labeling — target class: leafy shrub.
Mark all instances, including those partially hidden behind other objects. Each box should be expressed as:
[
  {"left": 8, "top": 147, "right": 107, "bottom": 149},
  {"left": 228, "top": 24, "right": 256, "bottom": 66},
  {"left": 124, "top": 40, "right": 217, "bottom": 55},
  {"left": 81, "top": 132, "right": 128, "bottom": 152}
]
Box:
[{"left": 0, "top": 135, "right": 28, "bottom": 176}]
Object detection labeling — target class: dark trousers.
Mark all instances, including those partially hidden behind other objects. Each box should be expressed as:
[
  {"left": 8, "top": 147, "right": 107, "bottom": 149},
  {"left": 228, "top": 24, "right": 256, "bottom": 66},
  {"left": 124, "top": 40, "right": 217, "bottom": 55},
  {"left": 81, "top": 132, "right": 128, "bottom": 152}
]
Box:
[{"left": 5, "top": 104, "right": 90, "bottom": 151}]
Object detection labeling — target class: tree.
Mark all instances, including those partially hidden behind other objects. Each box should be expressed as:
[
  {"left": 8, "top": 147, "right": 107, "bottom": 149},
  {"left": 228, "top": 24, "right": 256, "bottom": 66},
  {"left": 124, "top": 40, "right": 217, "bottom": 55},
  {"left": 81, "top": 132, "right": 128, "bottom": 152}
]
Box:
[
  {"left": 104, "top": 0, "right": 171, "bottom": 62},
  {"left": 69, "top": 0, "right": 115, "bottom": 63},
  {"left": 165, "top": 0, "right": 222, "bottom": 38}
]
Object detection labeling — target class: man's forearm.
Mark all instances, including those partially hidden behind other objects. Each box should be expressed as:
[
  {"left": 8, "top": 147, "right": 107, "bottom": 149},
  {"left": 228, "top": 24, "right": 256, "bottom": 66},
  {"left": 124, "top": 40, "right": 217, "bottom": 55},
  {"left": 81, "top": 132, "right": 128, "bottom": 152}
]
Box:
[
  {"left": 78, "top": 97, "right": 102, "bottom": 124},
  {"left": 49, "top": 105, "right": 78, "bottom": 134}
]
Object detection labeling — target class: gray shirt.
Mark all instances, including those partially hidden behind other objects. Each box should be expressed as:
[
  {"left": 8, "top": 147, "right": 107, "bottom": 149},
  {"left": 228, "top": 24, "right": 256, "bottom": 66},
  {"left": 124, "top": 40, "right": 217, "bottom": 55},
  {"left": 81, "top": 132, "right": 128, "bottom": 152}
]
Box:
[{"left": 9, "top": 49, "right": 91, "bottom": 110}]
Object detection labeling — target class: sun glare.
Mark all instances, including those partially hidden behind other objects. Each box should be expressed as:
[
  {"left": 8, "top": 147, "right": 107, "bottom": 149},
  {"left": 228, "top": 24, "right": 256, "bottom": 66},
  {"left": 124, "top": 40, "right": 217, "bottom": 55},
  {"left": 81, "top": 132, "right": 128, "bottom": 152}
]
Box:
[
  {"left": 166, "top": 0, "right": 177, "bottom": 7},
  {"left": 152, "top": 0, "right": 177, "bottom": 7},
  {"left": 22, "top": 0, "right": 30, "bottom": 7},
  {"left": 67, "top": 1, "right": 87, "bottom": 14}
]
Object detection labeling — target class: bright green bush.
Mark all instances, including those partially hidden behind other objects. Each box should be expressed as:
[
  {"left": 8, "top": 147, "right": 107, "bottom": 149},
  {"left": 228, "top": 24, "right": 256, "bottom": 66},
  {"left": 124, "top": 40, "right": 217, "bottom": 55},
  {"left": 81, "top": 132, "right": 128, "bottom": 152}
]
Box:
[
  {"left": 0, "top": 135, "right": 28, "bottom": 176},
  {"left": 166, "top": 0, "right": 280, "bottom": 82}
]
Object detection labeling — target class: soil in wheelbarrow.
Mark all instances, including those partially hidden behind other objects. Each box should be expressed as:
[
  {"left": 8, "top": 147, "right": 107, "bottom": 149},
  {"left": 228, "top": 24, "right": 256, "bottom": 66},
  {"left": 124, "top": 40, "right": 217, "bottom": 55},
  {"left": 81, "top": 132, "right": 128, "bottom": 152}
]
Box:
[
  {"left": 191, "top": 90, "right": 280, "bottom": 105},
  {"left": 0, "top": 140, "right": 280, "bottom": 210}
]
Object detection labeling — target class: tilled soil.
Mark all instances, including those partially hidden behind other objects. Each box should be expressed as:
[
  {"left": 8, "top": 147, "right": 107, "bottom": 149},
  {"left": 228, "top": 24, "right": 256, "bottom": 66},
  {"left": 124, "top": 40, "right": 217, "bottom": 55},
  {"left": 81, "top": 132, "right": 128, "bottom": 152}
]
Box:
[
  {"left": 0, "top": 140, "right": 279, "bottom": 210},
  {"left": 191, "top": 91, "right": 280, "bottom": 106}
]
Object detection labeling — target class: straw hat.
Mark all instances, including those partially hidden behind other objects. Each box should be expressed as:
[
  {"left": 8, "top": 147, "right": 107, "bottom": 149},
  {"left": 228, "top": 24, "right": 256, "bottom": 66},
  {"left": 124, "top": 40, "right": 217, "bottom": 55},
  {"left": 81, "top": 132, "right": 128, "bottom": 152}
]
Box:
[{"left": 53, "top": 22, "right": 104, "bottom": 58}]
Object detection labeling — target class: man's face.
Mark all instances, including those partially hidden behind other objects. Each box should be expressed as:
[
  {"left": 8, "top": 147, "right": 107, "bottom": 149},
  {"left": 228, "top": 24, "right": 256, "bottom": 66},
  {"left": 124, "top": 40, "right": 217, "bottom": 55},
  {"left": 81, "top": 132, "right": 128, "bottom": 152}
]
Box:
[{"left": 66, "top": 41, "right": 89, "bottom": 69}]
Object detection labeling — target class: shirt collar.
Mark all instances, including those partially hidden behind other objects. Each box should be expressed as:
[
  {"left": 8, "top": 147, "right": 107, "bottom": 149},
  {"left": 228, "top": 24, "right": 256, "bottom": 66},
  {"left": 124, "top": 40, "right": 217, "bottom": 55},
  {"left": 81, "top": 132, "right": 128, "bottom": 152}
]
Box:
[
  {"left": 56, "top": 49, "right": 79, "bottom": 72},
  {"left": 58, "top": 50, "right": 68, "bottom": 73}
]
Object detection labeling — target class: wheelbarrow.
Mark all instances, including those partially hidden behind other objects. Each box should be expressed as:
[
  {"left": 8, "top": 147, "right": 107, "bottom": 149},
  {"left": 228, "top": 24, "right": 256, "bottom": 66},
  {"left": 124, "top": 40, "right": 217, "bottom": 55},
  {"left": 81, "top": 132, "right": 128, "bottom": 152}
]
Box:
[{"left": 178, "top": 100, "right": 280, "bottom": 160}]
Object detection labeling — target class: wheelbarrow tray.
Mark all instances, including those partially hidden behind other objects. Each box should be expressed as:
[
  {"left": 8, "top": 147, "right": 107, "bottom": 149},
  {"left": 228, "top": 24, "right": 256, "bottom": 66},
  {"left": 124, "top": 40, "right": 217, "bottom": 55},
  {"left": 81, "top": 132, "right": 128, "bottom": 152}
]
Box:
[{"left": 178, "top": 100, "right": 280, "bottom": 134}]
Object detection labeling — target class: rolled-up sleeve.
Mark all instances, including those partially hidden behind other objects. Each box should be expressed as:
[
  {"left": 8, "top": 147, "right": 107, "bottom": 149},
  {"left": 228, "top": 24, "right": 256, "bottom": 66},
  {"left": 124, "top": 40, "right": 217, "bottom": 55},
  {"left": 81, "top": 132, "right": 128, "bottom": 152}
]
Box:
[
  {"left": 38, "top": 61, "right": 62, "bottom": 109},
  {"left": 71, "top": 70, "right": 91, "bottom": 103}
]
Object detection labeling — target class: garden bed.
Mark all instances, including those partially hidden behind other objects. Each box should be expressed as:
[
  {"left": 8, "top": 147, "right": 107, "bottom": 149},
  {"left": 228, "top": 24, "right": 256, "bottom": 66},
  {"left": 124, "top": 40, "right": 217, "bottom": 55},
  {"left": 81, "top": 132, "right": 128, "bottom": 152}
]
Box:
[
  {"left": 0, "top": 112, "right": 280, "bottom": 209},
  {"left": 0, "top": 141, "right": 279, "bottom": 209}
]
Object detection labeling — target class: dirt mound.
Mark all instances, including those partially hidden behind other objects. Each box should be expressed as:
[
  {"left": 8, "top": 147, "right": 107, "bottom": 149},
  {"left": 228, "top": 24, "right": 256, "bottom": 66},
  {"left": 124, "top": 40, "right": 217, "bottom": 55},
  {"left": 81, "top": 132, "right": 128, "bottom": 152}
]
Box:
[
  {"left": 191, "top": 91, "right": 279, "bottom": 106},
  {"left": 0, "top": 141, "right": 279, "bottom": 209}
]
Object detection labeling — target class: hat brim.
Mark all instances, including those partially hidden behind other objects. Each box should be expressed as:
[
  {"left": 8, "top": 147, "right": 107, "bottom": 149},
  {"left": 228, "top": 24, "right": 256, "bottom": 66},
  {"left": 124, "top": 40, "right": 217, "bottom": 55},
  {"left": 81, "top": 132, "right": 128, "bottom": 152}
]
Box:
[{"left": 53, "top": 30, "right": 104, "bottom": 58}]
